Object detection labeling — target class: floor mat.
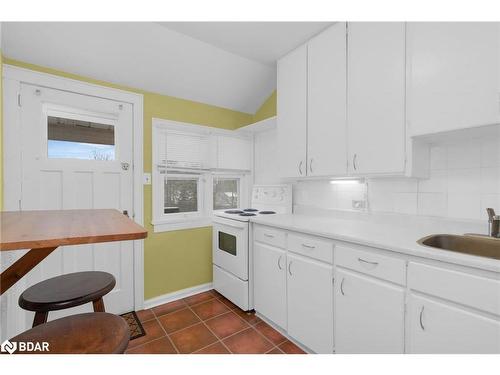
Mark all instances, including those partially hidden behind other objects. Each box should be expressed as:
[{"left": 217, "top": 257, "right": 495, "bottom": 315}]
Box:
[{"left": 120, "top": 311, "right": 146, "bottom": 340}]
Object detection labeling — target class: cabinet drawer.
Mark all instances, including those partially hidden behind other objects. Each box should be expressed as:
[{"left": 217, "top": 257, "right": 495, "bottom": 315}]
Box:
[
  {"left": 408, "top": 262, "right": 500, "bottom": 316},
  {"left": 336, "top": 246, "right": 406, "bottom": 285},
  {"left": 287, "top": 233, "right": 333, "bottom": 264},
  {"left": 254, "top": 225, "right": 286, "bottom": 249}
]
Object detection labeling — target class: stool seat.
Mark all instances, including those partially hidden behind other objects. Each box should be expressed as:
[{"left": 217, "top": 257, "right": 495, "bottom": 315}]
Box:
[
  {"left": 19, "top": 271, "right": 115, "bottom": 312},
  {"left": 9, "top": 313, "right": 130, "bottom": 354}
]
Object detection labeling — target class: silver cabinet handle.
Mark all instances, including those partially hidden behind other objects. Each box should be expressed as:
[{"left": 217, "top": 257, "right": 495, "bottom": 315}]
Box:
[
  {"left": 288, "top": 261, "right": 293, "bottom": 276},
  {"left": 353, "top": 154, "right": 358, "bottom": 171},
  {"left": 419, "top": 306, "right": 425, "bottom": 331},
  {"left": 309, "top": 158, "right": 313, "bottom": 173},
  {"left": 277, "top": 255, "right": 283, "bottom": 270},
  {"left": 264, "top": 233, "right": 274, "bottom": 238},
  {"left": 299, "top": 161, "right": 303, "bottom": 175},
  {"left": 302, "top": 243, "right": 316, "bottom": 249},
  {"left": 340, "top": 277, "right": 345, "bottom": 296},
  {"left": 358, "top": 258, "right": 379, "bottom": 266}
]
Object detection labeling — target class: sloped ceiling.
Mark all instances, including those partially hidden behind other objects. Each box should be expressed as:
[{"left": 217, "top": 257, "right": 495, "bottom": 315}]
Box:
[{"left": 2, "top": 22, "right": 331, "bottom": 113}]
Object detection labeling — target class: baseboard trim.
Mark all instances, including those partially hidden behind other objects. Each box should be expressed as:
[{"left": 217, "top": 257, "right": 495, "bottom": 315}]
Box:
[{"left": 143, "top": 282, "right": 213, "bottom": 310}]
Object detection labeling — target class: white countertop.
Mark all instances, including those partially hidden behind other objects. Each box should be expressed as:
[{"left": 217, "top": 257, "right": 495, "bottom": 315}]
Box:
[{"left": 250, "top": 211, "right": 500, "bottom": 273}]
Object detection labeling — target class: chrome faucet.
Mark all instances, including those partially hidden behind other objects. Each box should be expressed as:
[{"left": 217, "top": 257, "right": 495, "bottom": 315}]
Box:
[{"left": 486, "top": 208, "right": 500, "bottom": 238}]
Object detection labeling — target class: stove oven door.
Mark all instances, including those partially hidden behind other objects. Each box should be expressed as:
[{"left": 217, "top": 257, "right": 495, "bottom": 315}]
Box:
[{"left": 212, "top": 216, "right": 249, "bottom": 281}]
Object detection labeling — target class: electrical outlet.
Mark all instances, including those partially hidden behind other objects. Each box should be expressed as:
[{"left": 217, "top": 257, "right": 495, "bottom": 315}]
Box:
[
  {"left": 352, "top": 200, "right": 366, "bottom": 210},
  {"left": 143, "top": 173, "right": 152, "bottom": 185}
]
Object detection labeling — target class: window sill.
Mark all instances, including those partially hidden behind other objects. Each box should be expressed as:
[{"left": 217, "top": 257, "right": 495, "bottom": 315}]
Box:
[{"left": 152, "top": 218, "right": 213, "bottom": 233}]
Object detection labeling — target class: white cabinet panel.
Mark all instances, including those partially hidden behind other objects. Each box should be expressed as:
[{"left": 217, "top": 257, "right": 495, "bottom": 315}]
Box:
[
  {"left": 408, "top": 294, "right": 500, "bottom": 354},
  {"left": 287, "top": 253, "right": 334, "bottom": 353},
  {"left": 347, "top": 22, "right": 406, "bottom": 175},
  {"left": 408, "top": 22, "right": 500, "bottom": 136},
  {"left": 216, "top": 135, "right": 251, "bottom": 171},
  {"left": 253, "top": 242, "right": 287, "bottom": 329},
  {"left": 277, "top": 45, "right": 308, "bottom": 178},
  {"left": 307, "top": 23, "right": 347, "bottom": 177},
  {"left": 335, "top": 268, "right": 405, "bottom": 353}
]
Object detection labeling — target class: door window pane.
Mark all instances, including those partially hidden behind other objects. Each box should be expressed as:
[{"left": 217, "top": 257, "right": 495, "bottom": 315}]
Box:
[
  {"left": 213, "top": 178, "right": 239, "bottom": 210},
  {"left": 47, "top": 116, "right": 115, "bottom": 160},
  {"left": 164, "top": 177, "right": 199, "bottom": 214}
]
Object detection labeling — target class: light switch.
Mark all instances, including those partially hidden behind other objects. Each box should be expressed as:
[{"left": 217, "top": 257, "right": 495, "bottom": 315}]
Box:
[{"left": 143, "top": 173, "right": 152, "bottom": 185}]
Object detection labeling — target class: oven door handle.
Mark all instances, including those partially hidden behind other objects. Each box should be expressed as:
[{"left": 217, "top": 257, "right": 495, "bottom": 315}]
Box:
[{"left": 215, "top": 222, "right": 246, "bottom": 230}]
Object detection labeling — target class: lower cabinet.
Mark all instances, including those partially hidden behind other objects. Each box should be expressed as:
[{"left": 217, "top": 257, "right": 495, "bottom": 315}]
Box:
[
  {"left": 335, "top": 268, "right": 405, "bottom": 353},
  {"left": 287, "top": 253, "right": 334, "bottom": 353},
  {"left": 253, "top": 242, "right": 287, "bottom": 328},
  {"left": 407, "top": 294, "right": 500, "bottom": 354}
]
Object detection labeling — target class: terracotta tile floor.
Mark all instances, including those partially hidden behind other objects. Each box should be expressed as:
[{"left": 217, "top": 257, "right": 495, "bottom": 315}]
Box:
[{"left": 126, "top": 289, "right": 306, "bottom": 354}]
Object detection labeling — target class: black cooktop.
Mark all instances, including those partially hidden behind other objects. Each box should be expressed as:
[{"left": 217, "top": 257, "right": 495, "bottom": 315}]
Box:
[
  {"left": 239, "top": 212, "right": 257, "bottom": 217},
  {"left": 259, "top": 211, "right": 276, "bottom": 214},
  {"left": 243, "top": 208, "right": 259, "bottom": 212},
  {"left": 224, "top": 209, "right": 244, "bottom": 214}
]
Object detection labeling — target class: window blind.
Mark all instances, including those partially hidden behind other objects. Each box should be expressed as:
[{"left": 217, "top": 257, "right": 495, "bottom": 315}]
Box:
[{"left": 158, "top": 131, "right": 210, "bottom": 170}]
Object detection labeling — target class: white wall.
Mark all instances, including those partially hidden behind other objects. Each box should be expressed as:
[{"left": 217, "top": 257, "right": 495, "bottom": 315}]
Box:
[
  {"left": 253, "top": 128, "right": 282, "bottom": 185},
  {"left": 292, "top": 134, "right": 500, "bottom": 221}
]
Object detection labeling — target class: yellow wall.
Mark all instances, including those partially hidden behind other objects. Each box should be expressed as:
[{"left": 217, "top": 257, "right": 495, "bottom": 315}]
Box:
[
  {"left": 252, "top": 90, "right": 277, "bottom": 123},
  {"left": 0, "top": 52, "right": 3, "bottom": 210},
  {"left": 2, "top": 57, "right": 254, "bottom": 300}
]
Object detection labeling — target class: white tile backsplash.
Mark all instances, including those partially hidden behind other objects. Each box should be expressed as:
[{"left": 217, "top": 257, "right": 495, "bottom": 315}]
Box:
[{"left": 292, "top": 135, "right": 500, "bottom": 221}]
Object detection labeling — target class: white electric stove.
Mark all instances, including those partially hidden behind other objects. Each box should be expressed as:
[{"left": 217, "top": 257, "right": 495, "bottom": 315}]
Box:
[{"left": 212, "top": 185, "right": 292, "bottom": 311}]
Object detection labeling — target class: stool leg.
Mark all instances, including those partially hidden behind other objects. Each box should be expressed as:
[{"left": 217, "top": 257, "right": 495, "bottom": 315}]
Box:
[
  {"left": 92, "top": 298, "right": 105, "bottom": 312},
  {"left": 32, "top": 311, "right": 48, "bottom": 327}
]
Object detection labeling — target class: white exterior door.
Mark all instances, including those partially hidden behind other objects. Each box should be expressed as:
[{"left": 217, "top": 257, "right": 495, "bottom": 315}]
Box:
[
  {"left": 12, "top": 83, "right": 135, "bottom": 331},
  {"left": 335, "top": 268, "right": 405, "bottom": 353},
  {"left": 287, "top": 253, "right": 334, "bottom": 353}
]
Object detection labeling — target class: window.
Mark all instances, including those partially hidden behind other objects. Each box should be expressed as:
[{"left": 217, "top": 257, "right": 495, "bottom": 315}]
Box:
[
  {"left": 152, "top": 119, "right": 249, "bottom": 232},
  {"left": 164, "top": 175, "right": 200, "bottom": 214},
  {"left": 47, "top": 115, "right": 115, "bottom": 160},
  {"left": 213, "top": 177, "right": 239, "bottom": 210}
]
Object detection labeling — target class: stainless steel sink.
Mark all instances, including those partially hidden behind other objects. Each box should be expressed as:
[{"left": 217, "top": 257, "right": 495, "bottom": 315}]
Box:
[{"left": 418, "top": 234, "right": 500, "bottom": 260}]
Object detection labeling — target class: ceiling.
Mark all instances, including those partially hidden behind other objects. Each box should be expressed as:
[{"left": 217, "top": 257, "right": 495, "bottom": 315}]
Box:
[
  {"left": 2, "top": 22, "right": 332, "bottom": 114},
  {"left": 157, "top": 22, "right": 333, "bottom": 66}
]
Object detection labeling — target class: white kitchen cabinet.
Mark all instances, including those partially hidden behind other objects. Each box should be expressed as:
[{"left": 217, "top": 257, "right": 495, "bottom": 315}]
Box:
[
  {"left": 253, "top": 242, "right": 287, "bottom": 329},
  {"left": 407, "top": 22, "right": 500, "bottom": 136},
  {"left": 347, "top": 22, "right": 406, "bottom": 175},
  {"left": 335, "top": 268, "right": 405, "bottom": 353},
  {"left": 277, "top": 44, "right": 307, "bottom": 178},
  {"left": 214, "top": 135, "right": 251, "bottom": 171},
  {"left": 307, "top": 23, "right": 347, "bottom": 177},
  {"left": 287, "top": 253, "right": 334, "bottom": 353},
  {"left": 407, "top": 294, "right": 500, "bottom": 354}
]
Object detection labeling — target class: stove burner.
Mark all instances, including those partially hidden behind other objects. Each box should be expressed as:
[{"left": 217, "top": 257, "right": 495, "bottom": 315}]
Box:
[
  {"left": 259, "top": 211, "right": 276, "bottom": 214},
  {"left": 243, "top": 208, "right": 258, "bottom": 212},
  {"left": 224, "top": 210, "right": 244, "bottom": 214},
  {"left": 239, "top": 213, "right": 257, "bottom": 217}
]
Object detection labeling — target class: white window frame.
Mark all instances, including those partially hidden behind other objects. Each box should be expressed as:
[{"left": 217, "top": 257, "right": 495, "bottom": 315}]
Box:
[{"left": 152, "top": 118, "right": 251, "bottom": 232}]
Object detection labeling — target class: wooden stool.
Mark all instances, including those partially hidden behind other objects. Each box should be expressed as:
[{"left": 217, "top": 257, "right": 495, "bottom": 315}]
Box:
[
  {"left": 7, "top": 312, "right": 130, "bottom": 354},
  {"left": 19, "top": 271, "right": 116, "bottom": 327}
]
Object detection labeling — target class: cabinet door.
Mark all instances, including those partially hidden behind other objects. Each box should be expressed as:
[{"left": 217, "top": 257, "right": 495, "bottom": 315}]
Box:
[
  {"left": 253, "top": 242, "right": 287, "bottom": 328},
  {"left": 347, "top": 22, "right": 406, "bottom": 175},
  {"left": 408, "top": 294, "right": 500, "bottom": 354},
  {"left": 277, "top": 44, "right": 307, "bottom": 178},
  {"left": 216, "top": 135, "right": 251, "bottom": 170},
  {"left": 408, "top": 22, "right": 500, "bottom": 136},
  {"left": 287, "top": 253, "right": 334, "bottom": 353},
  {"left": 335, "top": 268, "right": 405, "bottom": 353},
  {"left": 307, "top": 23, "right": 347, "bottom": 177}
]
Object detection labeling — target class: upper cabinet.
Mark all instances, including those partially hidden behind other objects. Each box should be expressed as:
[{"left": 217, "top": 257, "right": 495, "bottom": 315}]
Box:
[
  {"left": 307, "top": 23, "right": 347, "bottom": 177},
  {"left": 278, "top": 23, "right": 347, "bottom": 179},
  {"left": 347, "top": 22, "right": 406, "bottom": 175},
  {"left": 277, "top": 44, "right": 308, "bottom": 178},
  {"left": 407, "top": 23, "right": 500, "bottom": 136}
]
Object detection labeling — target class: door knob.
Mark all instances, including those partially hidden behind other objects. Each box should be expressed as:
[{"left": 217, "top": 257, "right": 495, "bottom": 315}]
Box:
[{"left": 121, "top": 162, "right": 130, "bottom": 171}]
